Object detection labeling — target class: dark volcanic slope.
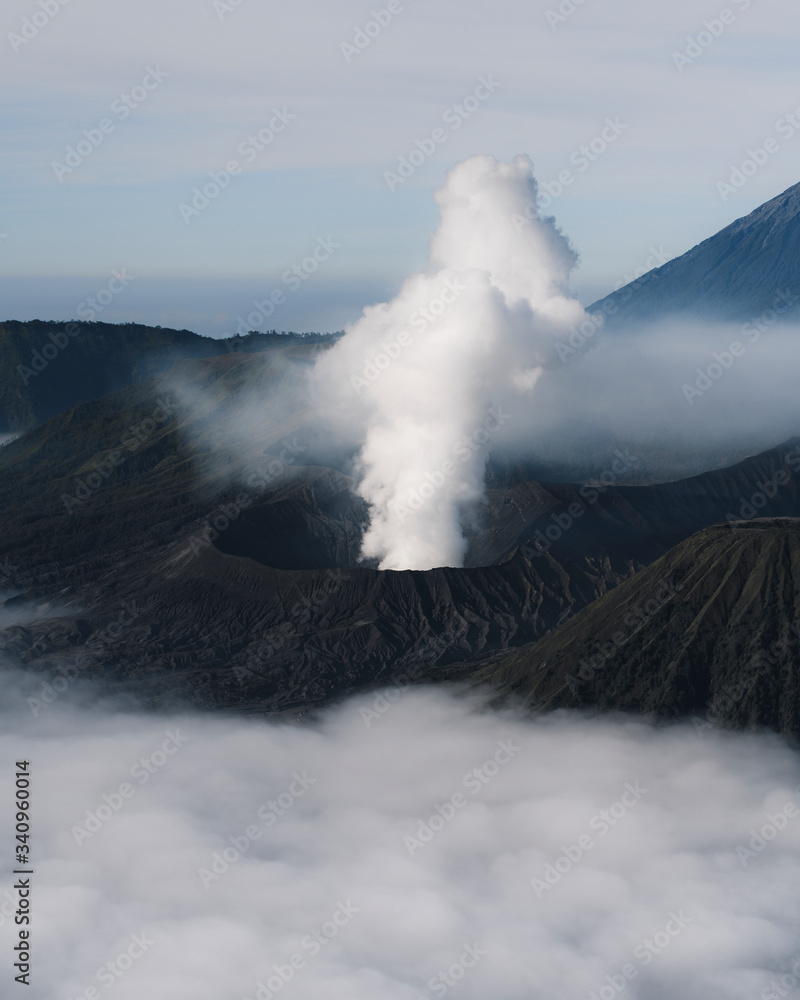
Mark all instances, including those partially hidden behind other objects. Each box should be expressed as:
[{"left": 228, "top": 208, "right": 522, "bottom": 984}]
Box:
[
  {"left": 207, "top": 434, "right": 800, "bottom": 575},
  {"left": 475, "top": 519, "right": 800, "bottom": 738},
  {"left": 1, "top": 346, "right": 799, "bottom": 718},
  {"left": 0, "top": 351, "right": 624, "bottom": 712},
  {"left": 0, "top": 320, "right": 224, "bottom": 433},
  {"left": 66, "top": 539, "right": 626, "bottom": 713},
  {"left": 588, "top": 180, "right": 800, "bottom": 325},
  {"left": 485, "top": 438, "right": 800, "bottom": 574},
  {"left": 0, "top": 320, "right": 339, "bottom": 433}
]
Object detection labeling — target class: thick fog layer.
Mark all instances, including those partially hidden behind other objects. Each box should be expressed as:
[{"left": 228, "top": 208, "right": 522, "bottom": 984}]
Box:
[
  {"left": 510, "top": 316, "right": 800, "bottom": 458},
  {"left": 3, "top": 678, "right": 800, "bottom": 1000}
]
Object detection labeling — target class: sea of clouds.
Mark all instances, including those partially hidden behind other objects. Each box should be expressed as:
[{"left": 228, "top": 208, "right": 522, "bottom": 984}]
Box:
[{"left": 2, "top": 674, "right": 800, "bottom": 1000}]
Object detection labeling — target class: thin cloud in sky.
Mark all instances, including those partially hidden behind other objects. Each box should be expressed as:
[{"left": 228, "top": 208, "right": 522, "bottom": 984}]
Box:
[{"left": 1, "top": 0, "right": 799, "bottom": 334}]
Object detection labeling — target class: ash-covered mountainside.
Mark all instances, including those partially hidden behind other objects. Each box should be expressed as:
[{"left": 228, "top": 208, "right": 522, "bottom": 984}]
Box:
[{"left": 471, "top": 519, "right": 800, "bottom": 739}]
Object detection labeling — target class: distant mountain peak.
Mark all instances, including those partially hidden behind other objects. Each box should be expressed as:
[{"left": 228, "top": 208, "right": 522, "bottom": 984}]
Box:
[
  {"left": 589, "top": 180, "right": 800, "bottom": 326},
  {"left": 731, "top": 180, "right": 800, "bottom": 233}
]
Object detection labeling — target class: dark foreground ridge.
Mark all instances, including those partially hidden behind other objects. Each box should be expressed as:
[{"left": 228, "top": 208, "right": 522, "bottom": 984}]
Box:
[{"left": 471, "top": 519, "right": 800, "bottom": 739}]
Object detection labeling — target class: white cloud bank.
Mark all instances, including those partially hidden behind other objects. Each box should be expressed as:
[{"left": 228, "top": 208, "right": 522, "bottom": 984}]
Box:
[{"left": 2, "top": 678, "right": 800, "bottom": 1000}]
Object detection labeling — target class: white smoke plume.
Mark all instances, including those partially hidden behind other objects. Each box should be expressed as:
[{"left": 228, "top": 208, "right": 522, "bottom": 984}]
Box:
[
  {"left": 3, "top": 677, "right": 800, "bottom": 1000},
  {"left": 313, "top": 155, "right": 586, "bottom": 570}
]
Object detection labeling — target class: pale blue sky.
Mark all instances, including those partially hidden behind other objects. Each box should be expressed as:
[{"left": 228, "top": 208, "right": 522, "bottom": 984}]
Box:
[{"left": 2, "top": 0, "right": 798, "bottom": 335}]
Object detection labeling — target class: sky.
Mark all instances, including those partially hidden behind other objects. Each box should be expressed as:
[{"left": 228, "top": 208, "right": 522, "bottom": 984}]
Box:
[{"left": 2, "top": 0, "right": 799, "bottom": 336}]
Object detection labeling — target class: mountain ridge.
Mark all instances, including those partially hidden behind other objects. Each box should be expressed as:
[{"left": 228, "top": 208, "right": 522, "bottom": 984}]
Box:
[
  {"left": 588, "top": 180, "right": 800, "bottom": 326},
  {"left": 0, "top": 319, "right": 340, "bottom": 433},
  {"left": 470, "top": 518, "right": 800, "bottom": 738}
]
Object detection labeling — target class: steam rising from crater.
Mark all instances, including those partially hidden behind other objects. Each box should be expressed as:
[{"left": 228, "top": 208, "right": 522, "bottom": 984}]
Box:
[{"left": 313, "top": 155, "right": 586, "bottom": 570}]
